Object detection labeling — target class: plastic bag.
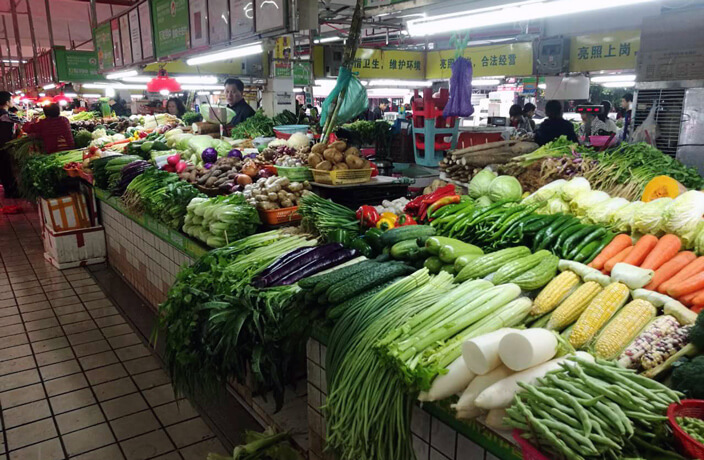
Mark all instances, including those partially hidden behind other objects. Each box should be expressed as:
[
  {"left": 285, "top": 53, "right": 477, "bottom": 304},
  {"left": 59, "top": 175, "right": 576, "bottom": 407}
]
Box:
[
  {"left": 631, "top": 104, "right": 658, "bottom": 146},
  {"left": 320, "top": 67, "right": 368, "bottom": 127},
  {"left": 444, "top": 57, "right": 474, "bottom": 117},
  {"left": 198, "top": 104, "right": 235, "bottom": 125}
]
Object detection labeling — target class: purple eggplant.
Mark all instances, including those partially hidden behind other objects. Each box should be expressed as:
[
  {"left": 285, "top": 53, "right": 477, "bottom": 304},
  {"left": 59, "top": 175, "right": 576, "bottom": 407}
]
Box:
[
  {"left": 204, "top": 162, "right": 214, "bottom": 169},
  {"left": 256, "top": 246, "right": 318, "bottom": 281},
  {"left": 275, "top": 249, "right": 358, "bottom": 286},
  {"left": 202, "top": 147, "right": 218, "bottom": 164},
  {"left": 255, "top": 244, "right": 343, "bottom": 288}
]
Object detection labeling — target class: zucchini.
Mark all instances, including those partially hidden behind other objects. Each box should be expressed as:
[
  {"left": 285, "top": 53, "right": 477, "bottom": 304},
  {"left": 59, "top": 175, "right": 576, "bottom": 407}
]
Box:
[
  {"left": 438, "top": 241, "right": 483, "bottom": 263},
  {"left": 424, "top": 256, "right": 443, "bottom": 274},
  {"left": 326, "top": 263, "right": 415, "bottom": 304},
  {"left": 455, "top": 246, "right": 531, "bottom": 282},
  {"left": 425, "top": 236, "right": 461, "bottom": 255},
  {"left": 390, "top": 240, "right": 423, "bottom": 260},
  {"left": 512, "top": 255, "right": 560, "bottom": 291},
  {"left": 492, "top": 250, "right": 551, "bottom": 285},
  {"left": 380, "top": 225, "right": 435, "bottom": 247},
  {"left": 454, "top": 253, "right": 482, "bottom": 273}
]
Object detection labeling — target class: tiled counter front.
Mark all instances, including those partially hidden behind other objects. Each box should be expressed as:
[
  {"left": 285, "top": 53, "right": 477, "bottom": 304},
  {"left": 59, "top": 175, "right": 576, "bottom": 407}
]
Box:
[
  {"left": 306, "top": 338, "right": 522, "bottom": 460},
  {"left": 98, "top": 197, "right": 198, "bottom": 308}
]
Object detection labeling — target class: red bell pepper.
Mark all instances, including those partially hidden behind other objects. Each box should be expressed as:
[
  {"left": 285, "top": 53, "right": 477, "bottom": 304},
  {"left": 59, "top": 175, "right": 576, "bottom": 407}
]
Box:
[
  {"left": 356, "top": 205, "right": 380, "bottom": 228},
  {"left": 396, "top": 214, "right": 417, "bottom": 226}
]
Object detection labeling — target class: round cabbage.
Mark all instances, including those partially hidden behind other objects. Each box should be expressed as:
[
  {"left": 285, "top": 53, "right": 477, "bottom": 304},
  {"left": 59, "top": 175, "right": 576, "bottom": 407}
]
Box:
[
  {"left": 488, "top": 175, "right": 523, "bottom": 203},
  {"left": 468, "top": 169, "right": 497, "bottom": 198},
  {"left": 694, "top": 221, "right": 704, "bottom": 254},
  {"left": 475, "top": 195, "right": 493, "bottom": 208},
  {"left": 633, "top": 197, "right": 673, "bottom": 235},
  {"left": 662, "top": 190, "right": 704, "bottom": 246},
  {"left": 562, "top": 177, "right": 591, "bottom": 202},
  {"left": 546, "top": 197, "right": 570, "bottom": 214},
  {"left": 522, "top": 180, "right": 566, "bottom": 206}
]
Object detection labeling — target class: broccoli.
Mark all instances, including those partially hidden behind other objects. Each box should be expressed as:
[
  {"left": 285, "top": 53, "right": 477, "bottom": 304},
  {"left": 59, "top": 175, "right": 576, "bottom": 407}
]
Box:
[{"left": 672, "top": 355, "right": 704, "bottom": 399}]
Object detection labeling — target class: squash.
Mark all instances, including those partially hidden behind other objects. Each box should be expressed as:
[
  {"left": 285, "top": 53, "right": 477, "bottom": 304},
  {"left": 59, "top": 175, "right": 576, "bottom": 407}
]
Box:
[{"left": 642, "top": 176, "right": 686, "bottom": 202}]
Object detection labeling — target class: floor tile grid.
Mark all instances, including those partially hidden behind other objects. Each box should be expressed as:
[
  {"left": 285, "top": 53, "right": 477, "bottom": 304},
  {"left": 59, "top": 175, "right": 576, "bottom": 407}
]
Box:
[{"left": 0, "top": 208, "right": 217, "bottom": 459}]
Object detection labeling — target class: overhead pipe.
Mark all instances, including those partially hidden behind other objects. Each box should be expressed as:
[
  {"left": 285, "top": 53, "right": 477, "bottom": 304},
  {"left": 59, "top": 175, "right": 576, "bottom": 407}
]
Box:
[
  {"left": 9, "top": 0, "right": 24, "bottom": 86},
  {"left": 44, "top": 0, "right": 55, "bottom": 49},
  {"left": 0, "top": 26, "right": 6, "bottom": 90},
  {"left": 89, "top": 0, "right": 98, "bottom": 30},
  {"left": 25, "top": 0, "right": 39, "bottom": 87}
]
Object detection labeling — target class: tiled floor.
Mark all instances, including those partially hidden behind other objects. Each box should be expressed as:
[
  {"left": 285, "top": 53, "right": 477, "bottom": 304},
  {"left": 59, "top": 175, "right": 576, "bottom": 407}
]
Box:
[{"left": 0, "top": 197, "right": 229, "bottom": 459}]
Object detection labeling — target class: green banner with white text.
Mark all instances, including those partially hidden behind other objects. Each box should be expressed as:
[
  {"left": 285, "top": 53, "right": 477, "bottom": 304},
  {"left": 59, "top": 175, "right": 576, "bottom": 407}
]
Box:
[
  {"left": 151, "top": 0, "right": 190, "bottom": 59},
  {"left": 94, "top": 22, "right": 114, "bottom": 71}
]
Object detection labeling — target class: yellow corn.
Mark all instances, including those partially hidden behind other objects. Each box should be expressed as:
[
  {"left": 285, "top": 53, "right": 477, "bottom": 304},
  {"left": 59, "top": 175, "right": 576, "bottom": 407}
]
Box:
[
  {"left": 547, "top": 281, "right": 602, "bottom": 331},
  {"left": 531, "top": 271, "right": 580, "bottom": 316},
  {"left": 569, "top": 282, "right": 630, "bottom": 349},
  {"left": 593, "top": 299, "right": 657, "bottom": 360}
]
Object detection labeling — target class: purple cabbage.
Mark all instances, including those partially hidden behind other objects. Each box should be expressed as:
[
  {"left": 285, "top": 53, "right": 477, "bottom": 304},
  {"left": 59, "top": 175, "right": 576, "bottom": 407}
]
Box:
[
  {"left": 201, "top": 147, "right": 218, "bottom": 164},
  {"left": 228, "top": 149, "right": 242, "bottom": 159},
  {"left": 204, "top": 162, "right": 214, "bottom": 169}
]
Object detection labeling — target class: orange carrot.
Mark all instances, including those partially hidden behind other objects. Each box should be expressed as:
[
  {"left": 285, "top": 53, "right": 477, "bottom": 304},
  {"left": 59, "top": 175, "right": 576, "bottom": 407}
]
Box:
[
  {"left": 644, "top": 251, "right": 697, "bottom": 291},
  {"left": 668, "top": 272, "right": 704, "bottom": 298},
  {"left": 589, "top": 234, "right": 632, "bottom": 270},
  {"left": 658, "top": 256, "right": 704, "bottom": 294},
  {"left": 692, "top": 305, "right": 704, "bottom": 315},
  {"left": 640, "top": 234, "right": 682, "bottom": 270},
  {"left": 680, "top": 287, "right": 704, "bottom": 306},
  {"left": 604, "top": 246, "right": 634, "bottom": 274},
  {"left": 622, "top": 234, "right": 659, "bottom": 267}
]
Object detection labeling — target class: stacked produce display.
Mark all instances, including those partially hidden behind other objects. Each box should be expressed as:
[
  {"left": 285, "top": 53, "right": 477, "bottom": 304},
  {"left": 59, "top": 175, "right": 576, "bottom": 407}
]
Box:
[{"left": 8, "top": 105, "right": 704, "bottom": 460}]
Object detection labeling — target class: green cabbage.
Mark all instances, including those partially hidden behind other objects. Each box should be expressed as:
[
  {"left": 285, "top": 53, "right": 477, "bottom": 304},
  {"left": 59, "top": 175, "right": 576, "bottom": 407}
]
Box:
[
  {"left": 694, "top": 222, "right": 704, "bottom": 254},
  {"left": 612, "top": 201, "right": 644, "bottom": 233},
  {"left": 633, "top": 197, "right": 673, "bottom": 235},
  {"left": 570, "top": 190, "right": 610, "bottom": 217},
  {"left": 176, "top": 134, "right": 195, "bottom": 150},
  {"left": 475, "top": 195, "right": 492, "bottom": 208},
  {"left": 187, "top": 135, "right": 217, "bottom": 154},
  {"left": 662, "top": 191, "right": 704, "bottom": 246},
  {"left": 585, "top": 197, "right": 629, "bottom": 226},
  {"left": 488, "top": 175, "right": 523, "bottom": 203},
  {"left": 522, "top": 180, "right": 566, "bottom": 206},
  {"left": 468, "top": 169, "right": 497, "bottom": 198},
  {"left": 562, "top": 177, "right": 591, "bottom": 202}
]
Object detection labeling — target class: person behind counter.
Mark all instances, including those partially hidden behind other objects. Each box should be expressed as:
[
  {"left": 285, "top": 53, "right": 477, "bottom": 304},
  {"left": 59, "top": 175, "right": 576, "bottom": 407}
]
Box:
[
  {"left": 0, "top": 91, "right": 23, "bottom": 197},
  {"left": 620, "top": 93, "right": 633, "bottom": 141},
  {"left": 24, "top": 103, "right": 74, "bottom": 154},
  {"left": 166, "top": 97, "right": 186, "bottom": 118},
  {"left": 534, "top": 100, "right": 579, "bottom": 146},
  {"left": 367, "top": 99, "right": 389, "bottom": 121},
  {"left": 523, "top": 103, "right": 537, "bottom": 131},
  {"left": 509, "top": 104, "right": 533, "bottom": 133},
  {"left": 224, "top": 78, "right": 255, "bottom": 126},
  {"left": 581, "top": 101, "right": 618, "bottom": 138}
]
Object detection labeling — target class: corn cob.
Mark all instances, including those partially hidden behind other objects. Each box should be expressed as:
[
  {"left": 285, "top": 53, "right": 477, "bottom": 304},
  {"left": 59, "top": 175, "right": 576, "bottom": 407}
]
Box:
[
  {"left": 617, "top": 315, "right": 680, "bottom": 369},
  {"left": 569, "top": 282, "right": 630, "bottom": 349},
  {"left": 546, "top": 281, "right": 602, "bottom": 331},
  {"left": 641, "top": 324, "right": 692, "bottom": 370},
  {"left": 592, "top": 299, "right": 657, "bottom": 360},
  {"left": 531, "top": 270, "right": 580, "bottom": 316}
]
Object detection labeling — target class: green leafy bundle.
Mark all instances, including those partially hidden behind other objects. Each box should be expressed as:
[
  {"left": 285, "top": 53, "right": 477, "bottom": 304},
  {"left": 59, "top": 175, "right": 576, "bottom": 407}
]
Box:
[
  {"left": 229, "top": 110, "right": 275, "bottom": 139},
  {"left": 18, "top": 149, "right": 83, "bottom": 200},
  {"left": 183, "top": 194, "right": 261, "bottom": 248},
  {"left": 207, "top": 427, "right": 304, "bottom": 460}
]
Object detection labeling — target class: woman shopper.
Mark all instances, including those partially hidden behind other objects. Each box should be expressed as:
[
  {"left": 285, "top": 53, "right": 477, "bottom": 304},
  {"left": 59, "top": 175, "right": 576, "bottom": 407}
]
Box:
[
  {"left": 24, "top": 103, "right": 75, "bottom": 154},
  {"left": 509, "top": 104, "right": 533, "bottom": 134},
  {"left": 166, "top": 97, "right": 187, "bottom": 118}
]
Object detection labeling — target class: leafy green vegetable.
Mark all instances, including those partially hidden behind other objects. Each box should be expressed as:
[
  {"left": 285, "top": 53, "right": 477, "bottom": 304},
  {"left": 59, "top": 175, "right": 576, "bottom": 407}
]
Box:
[
  {"left": 488, "top": 175, "right": 522, "bottom": 203},
  {"left": 181, "top": 111, "right": 203, "bottom": 125},
  {"left": 183, "top": 194, "right": 260, "bottom": 248},
  {"left": 468, "top": 169, "right": 496, "bottom": 199},
  {"left": 74, "top": 129, "right": 93, "bottom": 148},
  {"left": 18, "top": 149, "right": 83, "bottom": 200},
  {"left": 207, "top": 427, "right": 304, "bottom": 460},
  {"left": 229, "top": 110, "right": 275, "bottom": 139}
]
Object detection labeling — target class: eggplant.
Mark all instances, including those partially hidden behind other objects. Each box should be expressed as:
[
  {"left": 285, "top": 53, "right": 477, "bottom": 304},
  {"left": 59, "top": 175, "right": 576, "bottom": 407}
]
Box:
[
  {"left": 256, "top": 243, "right": 343, "bottom": 288},
  {"left": 255, "top": 246, "right": 318, "bottom": 283},
  {"left": 275, "top": 249, "right": 359, "bottom": 286}
]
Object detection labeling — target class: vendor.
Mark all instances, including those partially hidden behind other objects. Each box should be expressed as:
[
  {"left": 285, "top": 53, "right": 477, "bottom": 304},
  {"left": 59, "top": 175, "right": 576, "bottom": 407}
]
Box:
[
  {"left": 24, "top": 103, "right": 74, "bottom": 154},
  {"left": 224, "top": 78, "right": 255, "bottom": 126},
  {"left": 523, "top": 103, "right": 537, "bottom": 131},
  {"left": 509, "top": 104, "right": 533, "bottom": 134},
  {"left": 0, "top": 91, "right": 23, "bottom": 197},
  {"left": 166, "top": 97, "right": 186, "bottom": 118},
  {"left": 580, "top": 101, "right": 618, "bottom": 138},
  {"left": 534, "top": 100, "right": 579, "bottom": 146},
  {"left": 367, "top": 99, "right": 389, "bottom": 121}
]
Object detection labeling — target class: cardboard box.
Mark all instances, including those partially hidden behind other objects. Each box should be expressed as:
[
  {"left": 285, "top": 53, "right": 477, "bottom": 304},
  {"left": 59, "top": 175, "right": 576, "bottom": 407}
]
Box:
[
  {"left": 42, "top": 224, "right": 106, "bottom": 270},
  {"left": 40, "top": 193, "right": 91, "bottom": 232}
]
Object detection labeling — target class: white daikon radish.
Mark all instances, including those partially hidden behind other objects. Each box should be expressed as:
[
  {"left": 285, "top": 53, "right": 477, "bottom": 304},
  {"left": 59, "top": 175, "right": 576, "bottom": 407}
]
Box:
[
  {"left": 485, "top": 408, "right": 510, "bottom": 430},
  {"left": 456, "top": 407, "right": 483, "bottom": 420},
  {"left": 498, "top": 328, "right": 558, "bottom": 371},
  {"left": 462, "top": 328, "right": 517, "bottom": 375},
  {"left": 475, "top": 351, "right": 594, "bottom": 410},
  {"left": 418, "top": 356, "right": 475, "bottom": 402},
  {"left": 451, "top": 364, "right": 513, "bottom": 413}
]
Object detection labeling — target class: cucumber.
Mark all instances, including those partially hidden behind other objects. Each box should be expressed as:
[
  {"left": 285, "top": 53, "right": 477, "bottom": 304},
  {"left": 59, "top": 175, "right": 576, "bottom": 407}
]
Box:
[
  {"left": 390, "top": 240, "right": 423, "bottom": 260},
  {"left": 380, "top": 225, "right": 436, "bottom": 247},
  {"left": 424, "top": 256, "right": 443, "bottom": 274},
  {"left": 438, "top": 241, "right": 483, "bottom": 263},
  {"left": 326, "top": 263, "right": 415, "bottom": 304},
  {"left": 302, "top": 260, "right": 377, "bottom": 295},
  {"left": 454, "top": 253, "right": 482, "bottom": 273},
  {"left": 456, "top": 246, "right": 531, "bottom": 282},
  {"left": 440, "top": 264, "right": 456, "bottom": 275}
]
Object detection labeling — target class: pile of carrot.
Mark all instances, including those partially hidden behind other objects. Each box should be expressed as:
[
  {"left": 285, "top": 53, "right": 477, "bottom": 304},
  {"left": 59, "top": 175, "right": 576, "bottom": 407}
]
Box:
[{"left": 589, "top": 233, "right": 704, "bottom": 313}]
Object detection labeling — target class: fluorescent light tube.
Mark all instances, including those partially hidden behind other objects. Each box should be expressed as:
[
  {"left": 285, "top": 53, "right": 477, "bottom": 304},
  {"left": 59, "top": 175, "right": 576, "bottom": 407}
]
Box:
[
  {"left": 175, "top": 75, "right": 218, "bottom": 84},
  {"left": 121, "top": 76, "right": 152, "bottom": 83},
  {"left": 181, "top": 84, "right": 223, "bottom": 91},
  {"left": 314, "top": 37, "right": 342, "bottom": 44},
  {"left": 368, "top": 80, "right": 432, "bottom": 87},
  {"left": 472, "top": 79, "right": 501, "bottom": 86},
  {"left": 43, "top": 83, "right": 55, "bottom": 90},
  {"left": 591, "top": 74, "right": 636, "bottom": 83},
  {"left": 106, "top": 69, "right": 138, "bottom": 80},
  {"left": 408, "top": 0, "right": 656, "bottom": 37},
  {"left": 186, "top": 43, "right": 262, "bottom": 66},
  {"left": 81, "top": 93, "right": 101, "bottom": 98},
  {"left": 601, "top": 81, "right": 636, "bottom": 88},
  {"left": 64, "top": 93, "right": 77, "bottom": 98}
]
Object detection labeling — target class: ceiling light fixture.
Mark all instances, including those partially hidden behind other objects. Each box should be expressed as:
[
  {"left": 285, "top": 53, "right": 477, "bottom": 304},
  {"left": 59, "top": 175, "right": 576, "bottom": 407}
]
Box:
[
  {"left": 314, "top": 37, "right": 342, "bottom": 44},
  {"left": 368, "top": 79, "right": 432, "bottom": 88},
  {"left": 147, "top": 67, "right": 181, "bottom": 93},
  {"left": 407, "top": 0, "right": 656, "bottom": 36},
  {"left": 43, "top": 83, "right": 55, "bottom": 90},
  {"left": 472, "top": 79, "right": 501, "bottom": 86},
  {"left": 186, "top": 43, "right": 262, "bottom": 66},
  {"left": 106, "top": 69, "right": 138, "bottom": 80},
  {"left": 121, "top": 76, "right": 152, "bottom": 83},
  {"left": 81, "top": 93, "right": 102, "bottom": 98},
  {"left": 181, "top": 84, "right": 224, "bottom": 91},
  {"left": 590, "top": 74, "right": 636, "bottom": 83},
  {"left": 601, "top": 81, "right": 637, "bottom": 88},
  {"left": 175, "top": 75, "right": 218, "bottom": 84}
]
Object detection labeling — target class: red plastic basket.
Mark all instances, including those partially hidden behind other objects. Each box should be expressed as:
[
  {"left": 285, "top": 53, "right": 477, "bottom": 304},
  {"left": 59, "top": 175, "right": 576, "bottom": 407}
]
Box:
[
  {"left": 512, "top": 429, "right": 550, "bottom": 460},
  {"left": 668, "top": 400, "right": 704, "bottom": 459}
]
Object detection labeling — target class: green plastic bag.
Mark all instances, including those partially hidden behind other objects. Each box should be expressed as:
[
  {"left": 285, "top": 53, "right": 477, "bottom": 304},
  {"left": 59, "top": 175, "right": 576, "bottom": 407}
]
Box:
[{"left": 320, "top": 67, "right": 368, "bottom": 127}]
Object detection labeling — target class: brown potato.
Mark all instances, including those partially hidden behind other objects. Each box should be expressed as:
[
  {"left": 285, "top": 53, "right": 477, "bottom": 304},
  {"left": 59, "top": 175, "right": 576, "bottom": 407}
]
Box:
[
  {"left": 316, "top": 160, "right": 333, "bottom": 171},
  {"left": 312, "top": 142, "right": 327, "bottom": 154},
  {"left": 333, "top": 151, "right": 344, "bottom": 164},
  {"left": 332, "top": 163, "right": 349, "bottom": 170},
  {"left": 330, "top": 140, "right": 347, "bottom": 152},
  {"left": 361, "top": 159, "right": 372, "bottom": 169},
  {"left": 308, "top": 153, "right": 323, "bottom": 167},
  {"left": 344, "top": 146, "right": 361, "bottom": 158},
  {"left": 323, "top": 148, "right": 338, "bottom": 162},
  {"left": 345, "top": 154, "right": 364, "bottom": 169}
]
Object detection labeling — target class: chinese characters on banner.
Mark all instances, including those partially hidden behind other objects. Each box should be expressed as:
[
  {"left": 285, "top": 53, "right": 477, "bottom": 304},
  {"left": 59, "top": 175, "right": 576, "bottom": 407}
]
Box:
[
  {"left": 426, "top": 42, "right": 533, "bottom": 79},
  {"left": 569, "top": 30, "right": 641, "bottom": 72},
  {"left": 274, "top": 35, "right": 293, "bottom": 77},
  {"left": 152, "top": 0, "right": 190, "bottom": 59},
  {"left": 351, "top": 49, "right": 425, "bottom": 79}
]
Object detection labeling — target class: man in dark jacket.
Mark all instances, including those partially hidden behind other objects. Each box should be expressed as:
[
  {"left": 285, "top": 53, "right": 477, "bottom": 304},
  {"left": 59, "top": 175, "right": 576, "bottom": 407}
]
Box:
[
  {"left": 224, "top": 78, "right": 256, "bottom": 126},
  {"left": 367, "top": 99, "right": 389, "bottom": 121},
  {"left": 0, "top": 91, "right": 23, "bottom": 197},
  {"left": 534, "top": 100, "right": 579, "bottom": 146}
]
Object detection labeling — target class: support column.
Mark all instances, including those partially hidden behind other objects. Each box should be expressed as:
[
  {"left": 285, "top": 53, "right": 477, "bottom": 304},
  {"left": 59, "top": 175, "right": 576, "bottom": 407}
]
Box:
[{"left": 9, "top": 0, "right": 24, "bottom": 87}]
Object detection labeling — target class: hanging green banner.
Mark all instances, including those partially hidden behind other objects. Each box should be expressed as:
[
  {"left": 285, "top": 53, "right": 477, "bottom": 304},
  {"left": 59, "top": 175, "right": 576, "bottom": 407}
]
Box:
[
  {"left": 94, "top": 22, "right": 114, "bottom": 71},
  {"left": 151, "top": 0, "right": 190, "bottom": 58},
  {"left": 293, "top": 62, "right": 312, "bottom": 86},
  {"left": 54, "top": 47, "right": 103, "bottom": 82}
]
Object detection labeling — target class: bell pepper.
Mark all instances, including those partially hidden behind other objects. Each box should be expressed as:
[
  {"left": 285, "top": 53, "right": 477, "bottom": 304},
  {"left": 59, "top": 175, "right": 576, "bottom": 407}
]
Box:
[
  {"left": 396, "top": 214, "right": 417, "bottom": 226},
  {"left": 356, "top": 205, "right": 380, "bottom": 228},
  {"left": 379, "top": 212, "right": 397, "bottom": 222},
  {"left": 328, "top": 229, "right": 356, "bottom": 246},
  {"left": 365, "top": 228, "right": 384, "bottom": 253},
  {"left": 376, "top": 217, "right": 396, "bottom": 231},
  {"left": 349, "top": 237, "right": 374, "bottom": 258},
  {"left": 427, "top": 195, "right": 461, "bottom": 218}
]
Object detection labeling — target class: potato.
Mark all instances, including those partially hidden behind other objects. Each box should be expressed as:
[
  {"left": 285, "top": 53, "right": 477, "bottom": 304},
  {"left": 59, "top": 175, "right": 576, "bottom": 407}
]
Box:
[
  {"left": 333, "top": 163, "right": 349, "bottom": 170},
  {"left": 308, "top": 153, "right": 323, "bottom": 167},
  {"left": 323, "top": 148, "right": 338, "bottom": 162},
  {"left": 312, "top": 142, "right": 327, "bottom": 154},
  {"left": 316, "top": 160, "right": 333, "bottom": 171},
  {"left": 330, "top": 140, "right": 347, "bottom": 152},
  {"left": 361, "top": 159, "right": 372, "bottom": 169},
  {"left": 344, "top": 146, "right": 361, "bottom": 158},
  {"left": 333, "top": 151, "right": 344, "bottom": 164},
  {"left": 345, "top": 154, "right": 364, "bottom": 169}
]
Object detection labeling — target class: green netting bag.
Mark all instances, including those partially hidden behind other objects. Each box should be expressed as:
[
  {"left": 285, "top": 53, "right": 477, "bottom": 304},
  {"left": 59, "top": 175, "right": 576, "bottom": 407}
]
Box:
[{"left": 320, "top": 67, "right": 368, "bottom": 127}]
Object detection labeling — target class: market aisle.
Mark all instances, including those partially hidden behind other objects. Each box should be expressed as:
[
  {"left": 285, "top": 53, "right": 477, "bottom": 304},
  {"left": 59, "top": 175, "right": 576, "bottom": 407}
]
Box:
[{"left": 0, "top": 196, "right": 229, "bottom": 459}]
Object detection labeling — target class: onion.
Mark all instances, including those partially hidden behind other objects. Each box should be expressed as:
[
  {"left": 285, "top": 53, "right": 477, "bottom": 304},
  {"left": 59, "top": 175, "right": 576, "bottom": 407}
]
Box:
[{"left": 228, "top": 149, "right": 242, "bottom": 159}]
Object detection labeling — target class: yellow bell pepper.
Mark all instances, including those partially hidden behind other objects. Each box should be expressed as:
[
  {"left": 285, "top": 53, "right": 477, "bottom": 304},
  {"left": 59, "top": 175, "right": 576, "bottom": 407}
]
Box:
[
  {"left": 376, "top": 217, "right": 396, "bottom": 231},
  {"left": 380, "top": 212, "right": 397, "bottom": 222}
]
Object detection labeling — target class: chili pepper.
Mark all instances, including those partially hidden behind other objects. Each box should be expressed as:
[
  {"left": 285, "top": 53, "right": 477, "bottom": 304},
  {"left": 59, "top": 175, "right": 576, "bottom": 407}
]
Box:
[
  {"left": 376, "top": 217, "right": 396, "bottom": 231},
  {"left": 426, "top": 195, "right": 461, "bottom": 218},
  {"left": 355, "top": 205, "right": 380, "bottom": 228},
  {"left": 396, "top": 214, "right": 417, "bottom": 226}
]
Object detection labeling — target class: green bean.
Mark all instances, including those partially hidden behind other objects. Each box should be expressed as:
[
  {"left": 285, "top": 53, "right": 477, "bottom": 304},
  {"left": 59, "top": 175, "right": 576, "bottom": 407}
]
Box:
[
  {"left": 515, "top": 398, "right": 584, "bottom": 460},
  {"left": 529, "top": 400, "right": 582, "bottom": 430},
  {"left": 539, "top": 419, "right": 599, "bottom": 456},
  {"left": 623, "top": 410, "right": 668, "bottom": 422},
  {"left": 541, "top": 387, "right": 593, "bottom": 436}
]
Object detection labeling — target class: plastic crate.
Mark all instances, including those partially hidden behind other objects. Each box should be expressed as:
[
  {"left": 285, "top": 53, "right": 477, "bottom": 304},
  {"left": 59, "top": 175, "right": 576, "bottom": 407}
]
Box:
[
  {"left": 258, "top": 206, "right": 302, "bottom": 225},
  {"left": 312, "top": 168, "right": 372, "bottom": 186},
  {"left": 668, "top": 400, "right": 704, "bottom": 459},
  {"left": 512, "top": 430, "right": 550, "bottom": 460},
  {"left": 276, "top": 166, "right": 313, "bottom": 182}
]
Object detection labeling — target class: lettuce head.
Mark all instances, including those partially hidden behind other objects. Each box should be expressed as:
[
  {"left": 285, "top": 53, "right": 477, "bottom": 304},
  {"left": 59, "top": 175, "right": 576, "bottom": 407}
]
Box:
[
  {"left": 633, "top": 197, "right": 673, "bottom": 235},
  {"left": 663, "top": 190, "right": 704, "bottom": 246}
]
